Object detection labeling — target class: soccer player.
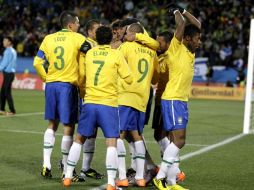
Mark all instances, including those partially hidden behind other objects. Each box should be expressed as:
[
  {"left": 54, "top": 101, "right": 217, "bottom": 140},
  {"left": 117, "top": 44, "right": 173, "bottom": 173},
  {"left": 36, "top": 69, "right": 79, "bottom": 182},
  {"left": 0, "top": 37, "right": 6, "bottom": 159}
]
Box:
[
  {"left": 110, "top": 19, "right": 122, "bottom": 49},
  {"left": 116, "top": 19, "right": 160, "bottom": 185},
  {"left": 152, "top": 5, "right": 201, "bottom": 190},
  {"left": 153, "top": 31, "right": 186, "bottom": 185},
  {"left": 79, "top": 19, "right": 105, "bottom": 180},
  {"left": 63, "top": 26, "right": 133, "bottom": 190},
  {"left": 33, "top": 11, "right": 87, "bottom": 178},
  {"left": 0, "top": 36, "right": 17, "bottom": 115},
  {"left": 116, "top": 23, "right": 159, "bottom": 187}
]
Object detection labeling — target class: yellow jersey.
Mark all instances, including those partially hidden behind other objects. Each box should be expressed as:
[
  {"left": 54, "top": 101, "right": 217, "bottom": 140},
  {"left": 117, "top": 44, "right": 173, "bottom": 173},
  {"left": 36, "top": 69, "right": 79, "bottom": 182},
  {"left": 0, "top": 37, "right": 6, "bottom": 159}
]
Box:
[
  {"left": 118, "top": 41, "right": 159, "bottom": 112},
  {"left": 79, "top": 37, "right": 98, "bottom": 98},
  {"left": 84, "top": 45, "right": 132, "bottom": 107},
  {"left": 155, "top": 53, "right": 169, "bottom": 106},
  {"left": 33, "top": 29, "right": 86, "bottom": 86},
  {"left": 135, "top": 33, "right": 159, "bottom": 51},
  {"left": 161, "top": 35, "right": 195, "bottom": 101}
]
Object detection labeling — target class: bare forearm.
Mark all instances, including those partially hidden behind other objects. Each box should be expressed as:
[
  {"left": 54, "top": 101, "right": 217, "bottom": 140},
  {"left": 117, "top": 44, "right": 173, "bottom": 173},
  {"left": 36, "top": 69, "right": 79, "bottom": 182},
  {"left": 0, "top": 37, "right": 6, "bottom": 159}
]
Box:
[{"left": 182, "top": 11, "right": 201, "bottom": 29}]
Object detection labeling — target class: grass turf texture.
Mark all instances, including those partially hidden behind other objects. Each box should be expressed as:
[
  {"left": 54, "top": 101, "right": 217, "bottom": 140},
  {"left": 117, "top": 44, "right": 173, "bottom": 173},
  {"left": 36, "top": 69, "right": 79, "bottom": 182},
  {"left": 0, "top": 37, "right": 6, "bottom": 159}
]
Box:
[{"left": 0, "top": 89, "right": 253, "bottom": 189}]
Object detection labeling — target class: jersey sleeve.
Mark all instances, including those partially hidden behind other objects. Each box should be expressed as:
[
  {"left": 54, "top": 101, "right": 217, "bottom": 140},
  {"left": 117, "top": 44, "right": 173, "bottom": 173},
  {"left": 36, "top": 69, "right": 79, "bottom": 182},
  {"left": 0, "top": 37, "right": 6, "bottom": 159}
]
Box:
[
  {"left": 116, "top": 51, "right": 132, "bottom": 83},
  {"left": 135, "top": 33, "right": 159, "bottom": 51},
  {"left": 78, "top": 52, "right": 86, "bottom": 98},
  {"left": 75, "top": 33, "right": 87, "bottom": 53},
  {"left": 33, "top": 38, "right": 47, "bottom": 81}
]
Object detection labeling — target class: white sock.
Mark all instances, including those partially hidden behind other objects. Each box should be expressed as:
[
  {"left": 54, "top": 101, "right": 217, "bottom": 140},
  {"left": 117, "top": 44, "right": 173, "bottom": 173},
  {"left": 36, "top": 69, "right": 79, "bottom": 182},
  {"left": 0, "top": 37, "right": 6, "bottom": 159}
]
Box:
[
  {"left": 43, "top": 128, "right": 55, "bottom": 170},
  {"left": 129, "top": 142, "right": 136, "bottom": 170},
  {"left": 117, "top": 139, "right": 127, "bottom": 180},
  {"left": 82, "top": 138, "right": 96, "bottom": 171},
  {"left": 166, "top": 162, "right": 180, "bottom": 185},
  {"left": 156, "top": 142, "right": 179, "bottom": 179},
  {"left": 134, "top": 140, "right": 146, "bottom": 180},
  {"left": 65, "top": 142, "right": 82, "bottom": 178},
  {"left": 158, "top": 137, "right": 170, "bottom": 153},
  {"left": 106, "top": 146, "right": 118, "bottom": 186},
  {"left": 61, "top": 135, "right": 73, "bottom": 174},
  {"left": 142, "top": 135, "right": 155, "bottom": 171}
]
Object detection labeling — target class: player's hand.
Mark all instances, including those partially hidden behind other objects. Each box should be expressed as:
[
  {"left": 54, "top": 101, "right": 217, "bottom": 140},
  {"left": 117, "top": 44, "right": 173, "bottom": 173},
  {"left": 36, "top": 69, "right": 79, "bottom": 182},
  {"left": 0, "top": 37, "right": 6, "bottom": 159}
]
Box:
[
  {"left": 80, "top": 41, "right": 92, "bottom": 54},
  {"left": 166, "top": 3, "right": 184, "bottom": 14}
]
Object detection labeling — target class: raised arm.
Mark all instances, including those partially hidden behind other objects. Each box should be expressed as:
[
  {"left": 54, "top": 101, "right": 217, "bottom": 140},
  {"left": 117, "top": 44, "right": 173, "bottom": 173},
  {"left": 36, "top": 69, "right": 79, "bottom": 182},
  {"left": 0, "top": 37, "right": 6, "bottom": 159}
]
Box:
[
  {"left": 174, "top": 10, "right": 186, "bottom": 42},
  {"left": 182, "top": 10, "right": 201, "bottom": 29}
]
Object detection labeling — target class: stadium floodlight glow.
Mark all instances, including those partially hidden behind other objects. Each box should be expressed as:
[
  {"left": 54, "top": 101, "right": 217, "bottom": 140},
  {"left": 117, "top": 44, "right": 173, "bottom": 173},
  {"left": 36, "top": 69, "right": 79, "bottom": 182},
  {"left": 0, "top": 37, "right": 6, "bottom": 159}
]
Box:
[{"left": 243, "top": 19, "right": 254, "bottom": 134}]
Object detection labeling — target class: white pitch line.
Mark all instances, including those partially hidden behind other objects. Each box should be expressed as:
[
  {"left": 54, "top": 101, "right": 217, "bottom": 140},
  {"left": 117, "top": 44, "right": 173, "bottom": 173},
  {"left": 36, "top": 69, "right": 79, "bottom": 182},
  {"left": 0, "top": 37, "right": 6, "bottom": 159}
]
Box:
[
  {"left": 90, "top": 132, "right": 250, "bottom": 190},
  {"left": 0, "top": 129, "right": 208, "bottom": 147},
  {"left": 0, "top": 112, "right": 44, "bottom": 118}
]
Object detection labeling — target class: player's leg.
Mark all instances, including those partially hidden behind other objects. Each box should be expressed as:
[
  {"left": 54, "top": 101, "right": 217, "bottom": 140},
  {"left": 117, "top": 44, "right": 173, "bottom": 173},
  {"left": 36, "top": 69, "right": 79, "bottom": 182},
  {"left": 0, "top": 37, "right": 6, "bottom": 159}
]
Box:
[
  {"left": 58, "top": 83, "right": 78, "bottom": 178},
  {"left": 81, "top": 128, "right": 104, "bottom": 179},
  {"left": 63, "top": 103, "right": 97, "bottom": 186},
  {"left": 41, "top": 82, "right": 60, "bottom": 178},
  {"left": 97, "top": 105, "right": 119, "bottom": 190},
  {"left": 129, "top": 109, "right": 147, "bottom": 187},
  {"left": 116, "top": 106, "right": 131, "bottom": 187},
  {"left": 117, "top": 131, "right": 128, "bottom": 186},
  {"left": 154, "top": 100, "right": 188, "bottom": 190},
  {"left": 41, "top": 119, "right": 59, "bottom": 178},
  {"left": 63, "top": 133, "right": 86, "bottom": 186}
]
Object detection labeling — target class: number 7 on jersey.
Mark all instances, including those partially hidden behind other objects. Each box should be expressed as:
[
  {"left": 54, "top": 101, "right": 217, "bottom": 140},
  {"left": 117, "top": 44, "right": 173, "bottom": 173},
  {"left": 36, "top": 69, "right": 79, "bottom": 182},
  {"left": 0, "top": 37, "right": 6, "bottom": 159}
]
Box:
[{"left": 93, "top": 60, "right": 105, "bottom": 86}]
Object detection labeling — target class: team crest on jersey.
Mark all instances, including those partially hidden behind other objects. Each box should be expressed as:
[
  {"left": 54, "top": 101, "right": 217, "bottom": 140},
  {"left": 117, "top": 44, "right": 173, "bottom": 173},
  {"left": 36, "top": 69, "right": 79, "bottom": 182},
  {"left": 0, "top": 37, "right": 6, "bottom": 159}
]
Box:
[{"left": 178, "top": 117, "right": 183, "bottom": 125}]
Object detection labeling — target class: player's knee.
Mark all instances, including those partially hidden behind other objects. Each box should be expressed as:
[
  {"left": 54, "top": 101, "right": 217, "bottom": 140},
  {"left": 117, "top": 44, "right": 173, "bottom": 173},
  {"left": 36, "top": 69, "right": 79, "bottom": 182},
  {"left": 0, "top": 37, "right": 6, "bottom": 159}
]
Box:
[{"left": 174, "top": 138, "right": 185, "bottom": 149}]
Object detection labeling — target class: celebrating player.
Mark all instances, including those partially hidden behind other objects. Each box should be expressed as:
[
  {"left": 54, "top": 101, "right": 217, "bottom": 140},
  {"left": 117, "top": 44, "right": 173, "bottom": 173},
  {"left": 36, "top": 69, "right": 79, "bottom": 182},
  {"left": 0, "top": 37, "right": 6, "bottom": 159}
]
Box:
[
  {"left": 153, "top": 5, "right": 201, "bottom": 190},
  {"left": 33, "top": 11, "right": 87, "bottom": 179},
  {"left": 63, "top": 26, "right": 133, "bottom": 190}
]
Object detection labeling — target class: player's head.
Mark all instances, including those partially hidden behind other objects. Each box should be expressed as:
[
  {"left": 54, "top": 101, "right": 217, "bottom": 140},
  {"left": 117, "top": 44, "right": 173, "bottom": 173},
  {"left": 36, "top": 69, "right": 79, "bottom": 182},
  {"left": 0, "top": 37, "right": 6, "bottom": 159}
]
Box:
[
  {"left": 156, "top": 31, "right": 173, "bottom": 54},
  {"left": 183, "top": 24, "right": 201, "bottom": 53},
  {"left": 119, "top": 18, "right": 140, "bottom": 41},
  {"left": 96, "top": 26, "right": 113, "bottom": 45},
  {"left": 3, "top": 36, "right": 13, "bottom": 48},
  {"left": 111, "top": 19, "right": 122, "bottom": 41},
  {"left": 85, "top": 19, "right": 100, "bottom": 40},
  {"left": 59, "top": 11, "right": 80, "bottom": 32}
]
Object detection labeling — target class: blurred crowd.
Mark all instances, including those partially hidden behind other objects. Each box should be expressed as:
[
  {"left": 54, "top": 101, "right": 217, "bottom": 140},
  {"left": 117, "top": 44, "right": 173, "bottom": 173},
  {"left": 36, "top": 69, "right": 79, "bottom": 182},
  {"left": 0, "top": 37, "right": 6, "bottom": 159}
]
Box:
[{"left": 0, "top": 0, "right": 253, "bottom": 70}]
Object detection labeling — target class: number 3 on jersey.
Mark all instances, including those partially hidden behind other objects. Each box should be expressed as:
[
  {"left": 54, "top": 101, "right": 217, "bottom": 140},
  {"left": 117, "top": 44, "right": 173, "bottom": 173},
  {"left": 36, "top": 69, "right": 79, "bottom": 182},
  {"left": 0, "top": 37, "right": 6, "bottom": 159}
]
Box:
[
  {"left": 93, "top": 60, "right": 105, "bottom": 86},
  {"left": 137, "top": 58, "right": 148, "bottom": 82},
  {"left": 54, "top": 46, "right": 65, "bottom": 70}
]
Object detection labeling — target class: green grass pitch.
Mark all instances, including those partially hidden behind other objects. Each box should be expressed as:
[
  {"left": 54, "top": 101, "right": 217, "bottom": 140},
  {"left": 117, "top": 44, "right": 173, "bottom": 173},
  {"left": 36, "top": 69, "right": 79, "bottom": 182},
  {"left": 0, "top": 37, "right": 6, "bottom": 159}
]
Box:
[{"left": 0, "top": 89, "right": 254, "bottom": 190}]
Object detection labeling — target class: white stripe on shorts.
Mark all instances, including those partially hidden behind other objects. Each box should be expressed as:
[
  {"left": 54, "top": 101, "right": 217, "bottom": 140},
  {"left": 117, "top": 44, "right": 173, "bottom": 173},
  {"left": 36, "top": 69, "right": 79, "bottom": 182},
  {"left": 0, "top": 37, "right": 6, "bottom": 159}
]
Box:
[{"left": 171, "top": 100, "right": 176, "bottom": 125}]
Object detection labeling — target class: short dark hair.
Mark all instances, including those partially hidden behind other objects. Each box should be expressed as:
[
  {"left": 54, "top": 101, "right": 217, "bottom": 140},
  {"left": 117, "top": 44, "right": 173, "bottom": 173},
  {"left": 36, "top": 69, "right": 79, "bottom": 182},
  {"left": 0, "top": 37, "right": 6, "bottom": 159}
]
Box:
[
  {"left": 184, "top": 24, "right": 201, "bottom": 38},
  {"left": 128, "top": 23, "right": 144, "bottom": 34},
  {"left": 4, "top": 36, "right": 13, "bottom": 44},
  {"left": 119, "top": 18, "right": 140, "bottom": 27},
  {"left": 96, "top": 26, "right": 113, "bottom": 45},
  {"left": 85, "top": 19, "right": 100, "bottom": 36},
  {"left": 59, "top": 11, "right": 78, "bottom": 28},
  {"left": 158, "top": 31, "right": 173, "bottom": 43},
  {"left": 111, "top": 19, "right": 122, "bottom": 30}
]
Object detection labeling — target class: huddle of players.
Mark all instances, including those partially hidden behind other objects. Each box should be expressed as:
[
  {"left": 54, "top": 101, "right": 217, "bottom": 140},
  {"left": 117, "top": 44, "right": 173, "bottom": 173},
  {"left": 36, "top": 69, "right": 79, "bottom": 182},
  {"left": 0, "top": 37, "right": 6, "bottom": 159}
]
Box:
[{"left": 34, "top": 3, "right": 201, "bottom": 190}]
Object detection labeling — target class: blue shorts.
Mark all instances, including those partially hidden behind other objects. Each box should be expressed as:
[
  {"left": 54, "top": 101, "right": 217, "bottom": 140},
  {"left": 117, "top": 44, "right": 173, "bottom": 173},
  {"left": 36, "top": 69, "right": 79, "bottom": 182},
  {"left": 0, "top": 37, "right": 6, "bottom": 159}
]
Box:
[
  {"left": 119, "top": 105, "right": 145, "bottom": 134},
  {"left": 77, "top": 103, "right": 120, "bottom": 138},
  {"left": 161, "top": 100, "right": 189, "bottom": 131},
  {"left": 45, "top": 82, "right": 78, "bottom": 125}
]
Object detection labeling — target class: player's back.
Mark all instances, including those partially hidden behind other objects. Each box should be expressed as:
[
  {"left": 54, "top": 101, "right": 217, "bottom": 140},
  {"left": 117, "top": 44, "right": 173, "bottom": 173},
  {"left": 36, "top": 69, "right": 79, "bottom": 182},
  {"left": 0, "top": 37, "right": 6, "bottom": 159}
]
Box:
[
  {"left": 84, "top": 45, "right": 128, "bottom": 107},
  {"left": 118, "top": 41, "right": 158, "bottom": 112},
  {"left": 41, "top": 29, "right": 85, "bottom": 85}
]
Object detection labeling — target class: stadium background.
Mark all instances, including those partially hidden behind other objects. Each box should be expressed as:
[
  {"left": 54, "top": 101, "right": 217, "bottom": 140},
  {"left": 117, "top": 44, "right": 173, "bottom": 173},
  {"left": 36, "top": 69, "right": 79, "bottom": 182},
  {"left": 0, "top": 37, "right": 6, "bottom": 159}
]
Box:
[{"left": 0, "top": 1, "right": 254, "bottom": 190}]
